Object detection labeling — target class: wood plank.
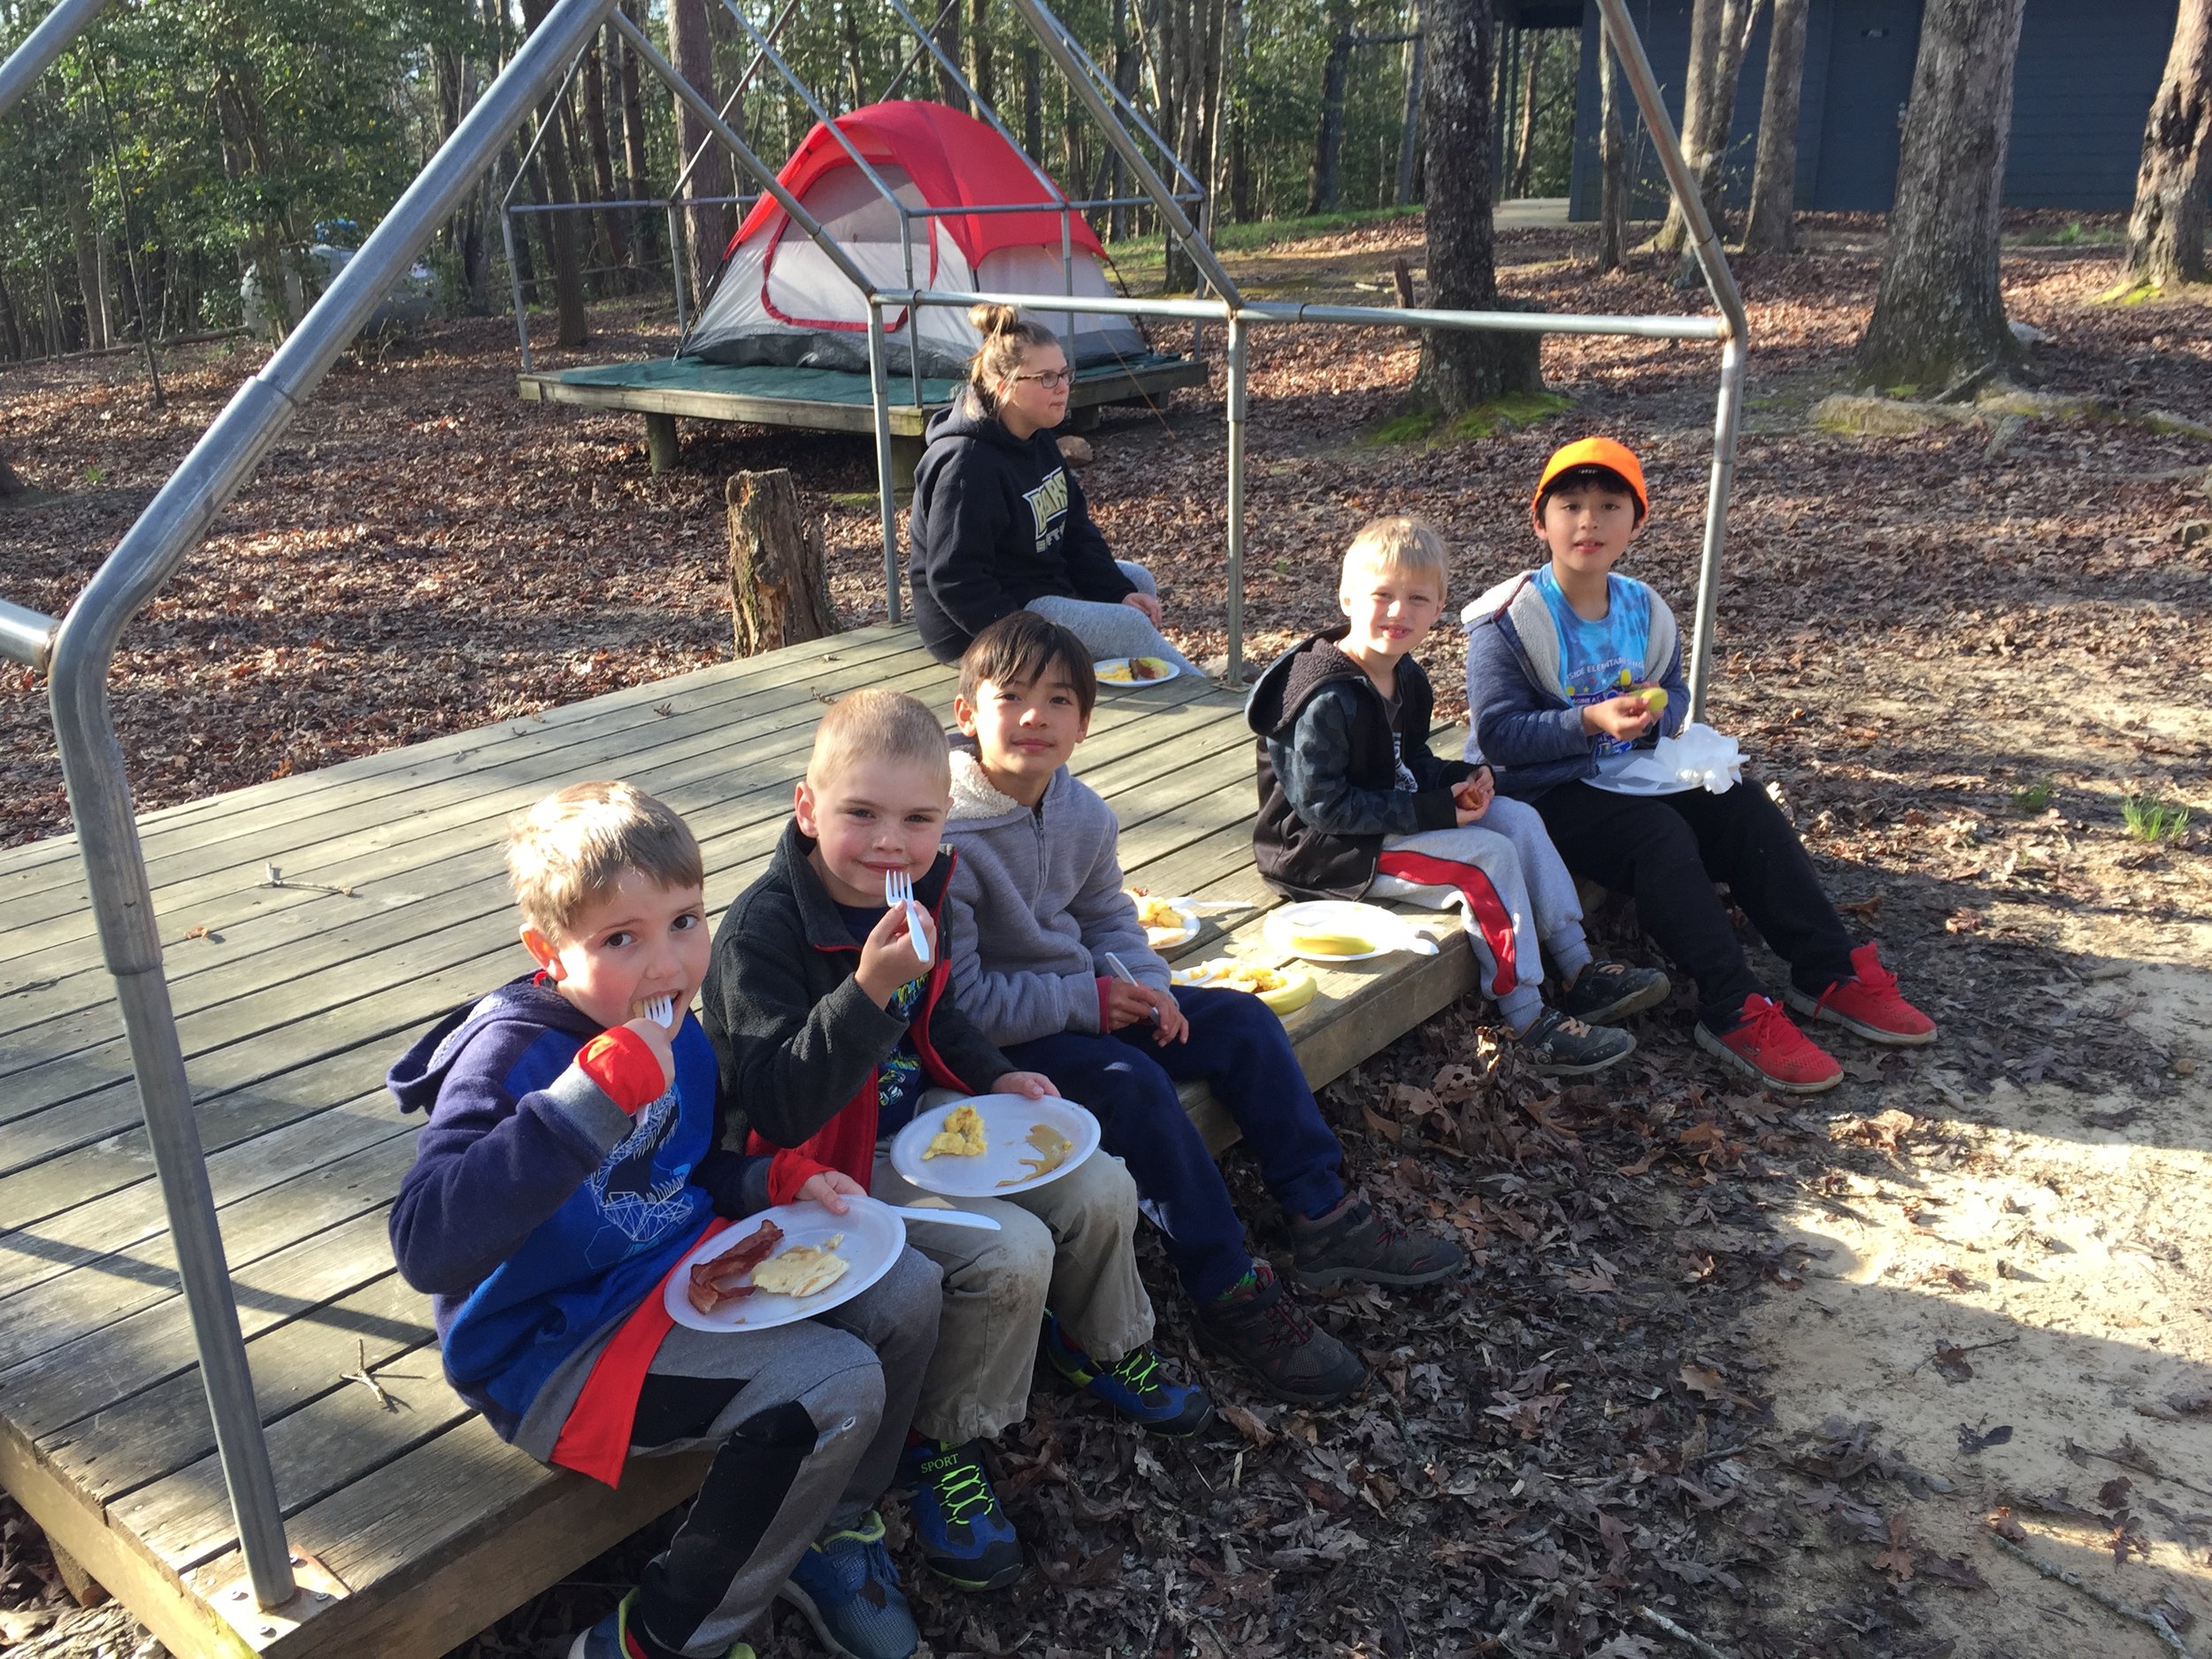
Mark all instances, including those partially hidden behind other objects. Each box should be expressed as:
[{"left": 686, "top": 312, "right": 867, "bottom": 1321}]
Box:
[
  {"left": 36, "top": 1272, "right": 431, "bottom": 1500},
  {"left": 0, "top": 691, "right": 1234, "bottom": 1160},
  {"left": 0, "top": 634, "right": 944, "bottom": 958},
  {"left": 0, "top": 626, "right": 926, "bottom": 895},
  {"left": 520, "top": 373, "right": 937, "bottom": 436}
]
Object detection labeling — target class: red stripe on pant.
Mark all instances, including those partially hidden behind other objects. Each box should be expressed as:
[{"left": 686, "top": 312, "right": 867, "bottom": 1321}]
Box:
[{"left": 1374, "top": 849, "right": 1519, "bottom": 997}]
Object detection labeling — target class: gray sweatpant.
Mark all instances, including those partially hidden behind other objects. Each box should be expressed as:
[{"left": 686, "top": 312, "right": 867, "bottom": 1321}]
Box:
[
  {"left": 628, "top": 1245, "right": 940, "bottom": 1656},
  {"left": 872, "top": 1108, "right": 1152, "bottom": 1445},
  {"left": 1367, "top": 795, "right": 1594, "bottom": 1033},
  {"left": 1025, "top": 559, "right": 1205, "bottom": 676}
]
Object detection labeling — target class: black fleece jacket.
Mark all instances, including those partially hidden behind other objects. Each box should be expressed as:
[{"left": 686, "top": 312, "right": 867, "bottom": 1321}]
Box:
[
  {"left": 698, "top": 818, "right": 1013, "bottom": 1179},
  {"left": 1244, "top": 628, "right": 1476, "bottom": 901},
  {"left": 905, "top": 391, "right": 1134, "bottom": 663}
]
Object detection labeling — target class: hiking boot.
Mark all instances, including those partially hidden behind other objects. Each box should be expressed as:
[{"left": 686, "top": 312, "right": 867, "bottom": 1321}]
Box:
[
  {"left": 1555, "top": 959, "right": 1671, "bottom": 1025},
  {"left": 780, "top": 1510, "right": 919, "bottom": 1659},
  {"left": 896, "top": 1437, "right": 1025, "bottom": 1592},
  {"left": 567, "top": 1590, "right": 754, "bottom": 1659},
  {"left": 1193, "top": 1261, "right": 1366, "bottom": 1407},
  {"left": 1289, "top": 1194, "right": 1468, "bottom": 1290},
  {"left": 1517, "top": 1006, "right": 1637, "bottom": 1076},
  {"left": 1695, "top": 994, "right": 1843, "bottom": 1094},
  {"left": 1041, "top": 1314, "right": 1215, "bottom": 1436},
  {"left": 1786, "top": 943, "right": 1937, "bottom": 1047}
]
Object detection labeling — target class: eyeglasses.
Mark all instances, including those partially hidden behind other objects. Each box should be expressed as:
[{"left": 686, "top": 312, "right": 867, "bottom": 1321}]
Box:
[{"left": 1010, "top": 368, "right": 1074, "bottom": 390}]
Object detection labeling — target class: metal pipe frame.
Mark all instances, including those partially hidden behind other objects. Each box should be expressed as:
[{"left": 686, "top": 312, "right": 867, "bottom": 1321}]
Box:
[
  {"left": 508, "top": 194, "right": 750, "bottom": 213},
  {"left": 0, "top": 0, "right": 804, "bottom": 1612},
  {"left": 1021, "top": 1, "right": 1205, "bottom": 197},
  {"left": 864, "top": 300, "right": 901, "bottom": 622},
  {"left": 0, "top": 0, "right": 106, "bottom": 118},
  {"left": 1008, "top": 0, "right": 1240, "bottom": 306},
  {"left": 0, "top": 598, "right": 58, "bottom": 672}
]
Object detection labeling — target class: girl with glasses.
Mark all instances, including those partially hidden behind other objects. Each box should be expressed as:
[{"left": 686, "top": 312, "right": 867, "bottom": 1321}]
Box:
[{"left": 906, "top": 303, "right": 1202, "bottom": 676}]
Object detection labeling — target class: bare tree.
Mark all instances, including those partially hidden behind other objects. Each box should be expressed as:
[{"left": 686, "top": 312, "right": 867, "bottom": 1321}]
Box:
[
  {"left": 669, "top": 0, "right": 736, "bottom": 307},
  {"left": 933, "top": 0, "right": 966, "bottom": 109},
  {"left": 1597, "top": 12, "right": 1627, "bottom": 271},
  {"left": 1308, "top": 0, "right": 1356, "bottom": 213},
  {"left": 1395, "top": 13, "right": 1425, "bottom": 206},
  {"left": 521, "top": 0, "right": 591, "bottom": 348},
  {"left": 1407, "top": 0, "right": 1542, "bottom": 411},
  {"left": 1741, "top": 0, "right": 1808, "bottom": 253},
  {"left": 1854, "top": 0, "right": 2028, "bottom": 392},
  {"left": 1506, "top": 31, "right": 1545, "bottom": 197},
  {"left": 2117, "top": 0, "right": 2211, "bottom": 292},
  {"left": 581, "top": 37, "right": 633, "bottom": 281},
  {"left": 1652, "top": 0, "right": 1760, "bottom": 256}
]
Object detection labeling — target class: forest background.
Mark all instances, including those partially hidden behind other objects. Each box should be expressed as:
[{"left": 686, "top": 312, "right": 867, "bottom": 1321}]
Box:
[{"left": 0, "top": 0, "right": 1588, "bottom": 363}]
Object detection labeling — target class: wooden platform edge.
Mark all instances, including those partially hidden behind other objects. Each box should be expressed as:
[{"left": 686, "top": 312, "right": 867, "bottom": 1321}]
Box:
[{"left": 1181, "top": 925, "right": 1476, "bottom": 1153}]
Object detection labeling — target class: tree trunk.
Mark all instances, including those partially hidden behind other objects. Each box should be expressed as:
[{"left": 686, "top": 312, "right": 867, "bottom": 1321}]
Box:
[
  {"left": 61, "top": 156, "right": 108, "bottom": 352},
  {"left": 841, "top": 0, "right": 870, "bottom": 108},
  {"left": 1408, "top": 0, "right": 1543, "bottom": 411},
  {"left": 1023, "top": 43, "right": 1043, "bottom": 156},
  {"left": 669, "top": 0, "right": 736, "bottom": 306},
  {"left": 1742, "top": 0, "right": 1809, "bottom": 253},
  {"left": 1395, "top": 19, "right": 1425, "bottom": 205},
  {"left": 933, "top": 0, "right": 967, "bottom": 109},
  {"left": 1597, "top": 12, "right": 1628, "bottom": 270},
  {"left": 1653, "top": 0, "right": 1758, "bottom": 254},
  {"left": 1854, "top": 0, "right": 2028, "bottom": 392},
  {"left": 582, "top": 36, "right": 633, "bottom": 280},
  {"left": 2120, "top": 0, "right": 2212, "bottom": 290},
  {"left": 520, "top": 0, "right": 591, "bottom": 345},
  {"left": 1307, "top": 0, "right": 1355, "bottom": 213},
  {"left": 969, "top": 0, "right": 995, "bottom": 117},
  {"left": 618, "top": 0, "right": 658, "bottom": 276},
  {"left": 727, "top": 471, "right": 840, "bottom": 657},
  {"left": 1109, "top": 0, "right": 1136, "bottom": 239},
  {"left": 1507, "top": 31, "right": 1545, "bottom": 196}
]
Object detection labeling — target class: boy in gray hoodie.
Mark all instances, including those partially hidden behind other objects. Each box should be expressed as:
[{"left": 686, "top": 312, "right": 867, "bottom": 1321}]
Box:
[{"left": 942, "top": 613, "right": 1467, "bottom": 1408}]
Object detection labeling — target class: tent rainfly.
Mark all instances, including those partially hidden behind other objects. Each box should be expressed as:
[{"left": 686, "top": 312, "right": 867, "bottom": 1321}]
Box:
[{"left": 683, "top": 99, "right": 1148, "bottom": 378}]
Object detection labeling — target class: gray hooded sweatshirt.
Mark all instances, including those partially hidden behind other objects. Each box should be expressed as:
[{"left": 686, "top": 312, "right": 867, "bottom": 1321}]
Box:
[{"left": 941, "top": 740, "right": 1171, "bottom": 1049}]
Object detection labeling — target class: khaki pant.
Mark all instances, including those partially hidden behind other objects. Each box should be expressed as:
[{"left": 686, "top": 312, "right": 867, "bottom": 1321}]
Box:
[{"left": 872, "top": 1118, "right": 1151, "bottom": 1443}]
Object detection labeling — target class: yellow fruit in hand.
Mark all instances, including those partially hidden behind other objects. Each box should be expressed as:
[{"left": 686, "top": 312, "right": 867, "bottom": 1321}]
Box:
[{"left": 1635, "top": 687, "right": 1669, "bottom": 713}]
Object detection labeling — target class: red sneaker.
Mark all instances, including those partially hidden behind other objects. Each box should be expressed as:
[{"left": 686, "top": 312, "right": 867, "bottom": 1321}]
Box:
[
  {"left": 1787, "top": 943, "right": 1938, "bottom": 1047},
  {"left": 1695, "top": 995, "right": 1843, "bottom": 1094}
]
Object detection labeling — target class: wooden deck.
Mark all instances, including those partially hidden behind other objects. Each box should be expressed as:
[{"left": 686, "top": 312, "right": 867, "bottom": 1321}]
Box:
[
  {"left": 516, "top": 353, "right": 1210, "bottom": 475},
  {"left": 0, "top": 625, "right": 1477, "bottom": 1659}
]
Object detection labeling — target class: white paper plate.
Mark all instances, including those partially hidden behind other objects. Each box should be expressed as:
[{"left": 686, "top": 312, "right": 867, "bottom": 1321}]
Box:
[
  {"left": 1262, "top": 899, "right": 1432, "bottom": 964},
  {"left": 1094, "top": 656, "right": 1181, "bottom": 686},
  {"left": 1126, "top": 893, "right": 1199, "bottom": 952},
  {"left": 888, "top": 1094, "right": 1102, "bottom": 1199},
  {"left": 664, "top": 1197, "right": 906, "bottom": 1333}
]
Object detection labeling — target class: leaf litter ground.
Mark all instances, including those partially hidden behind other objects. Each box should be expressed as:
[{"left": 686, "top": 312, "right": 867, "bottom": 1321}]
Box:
[{"left": 2, "top": 211, "right": 2208, "bottom": 1658}]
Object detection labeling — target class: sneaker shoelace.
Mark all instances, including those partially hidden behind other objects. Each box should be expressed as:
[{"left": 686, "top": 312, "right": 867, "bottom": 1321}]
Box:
[
  {"left": 1736, "top": 995, "right": 1804, "bottom": 1052},
  {"left": 924, "top": 1448, "right": 999, "bottom": 1528},
  {"left": 1106, "top": 1346, "right": 1164, "bottom": 1396}
]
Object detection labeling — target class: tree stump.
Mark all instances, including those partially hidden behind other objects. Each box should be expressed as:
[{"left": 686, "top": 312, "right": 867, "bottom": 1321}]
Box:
[{"left": 727, "top": 469, "right": 839, "bottom": 658}]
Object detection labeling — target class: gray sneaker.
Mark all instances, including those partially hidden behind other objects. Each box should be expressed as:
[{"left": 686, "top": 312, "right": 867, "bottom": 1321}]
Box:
[
  {"left": 1519, "top": 1006, "right": 1636, "bottom": 1076},
  {"left": 1194, "top": 1262, "right": 1366, "bottom": 1406},
  {"left": 1556, "top": 960, "right": 1671, "bottom": 1025}
]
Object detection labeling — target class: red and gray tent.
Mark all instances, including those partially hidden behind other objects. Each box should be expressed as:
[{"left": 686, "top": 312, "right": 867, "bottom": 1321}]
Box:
[{"left": 682, "top": 100, "right": 1147, "bottom": 377}]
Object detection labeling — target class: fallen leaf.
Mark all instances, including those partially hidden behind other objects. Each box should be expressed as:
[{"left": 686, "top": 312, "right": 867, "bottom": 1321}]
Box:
[{"left": 1932, "top": 1346, "right": 1975, "bottom": 1383}]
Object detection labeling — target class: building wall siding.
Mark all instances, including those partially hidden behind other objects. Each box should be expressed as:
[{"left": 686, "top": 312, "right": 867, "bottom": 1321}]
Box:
[{"left": 1565, "top": 0, "right": 2177, "bottom": 219}]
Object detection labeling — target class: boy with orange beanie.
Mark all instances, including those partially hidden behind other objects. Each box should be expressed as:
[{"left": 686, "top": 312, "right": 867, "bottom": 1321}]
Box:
[{"left": 1463, "top": 437, "right": 1936, "bottom": 1094}]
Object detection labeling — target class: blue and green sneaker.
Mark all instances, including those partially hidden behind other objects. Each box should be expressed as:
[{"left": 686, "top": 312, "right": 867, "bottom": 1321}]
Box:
[
  {"left": 896, "top": 1436, "right": 1025, "bottom": 1592},
  {"left": 565, "top": 1589, "right": 754, "bottom": 1659},
  {"left": 779, "top": 1509, "right": 918, "bottom": 1659},
  {"left": 1041, "top": 1313, "right": 1215, "bottom": 1436}
]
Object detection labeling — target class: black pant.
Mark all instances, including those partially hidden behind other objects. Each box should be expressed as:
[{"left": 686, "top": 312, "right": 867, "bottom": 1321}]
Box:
[{"left": 1532, "top": 779, "right": 1855, "bottom": 1032}]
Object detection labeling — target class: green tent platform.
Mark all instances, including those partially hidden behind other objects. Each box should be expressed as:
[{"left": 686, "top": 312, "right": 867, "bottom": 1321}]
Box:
[{"left": 516, "top": 351, "right": 1210, "bottom": 480}]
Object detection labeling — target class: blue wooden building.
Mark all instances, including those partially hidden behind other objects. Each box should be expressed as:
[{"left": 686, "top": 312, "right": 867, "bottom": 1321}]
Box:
[{"left": 1553, "top": 0, "right": 2178, "bottom": 219}]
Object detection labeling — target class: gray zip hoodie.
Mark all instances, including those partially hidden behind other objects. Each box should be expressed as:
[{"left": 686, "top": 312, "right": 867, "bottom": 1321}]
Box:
[{"left": 941, "top": 740, "right": 1170, "bottom": 1048}]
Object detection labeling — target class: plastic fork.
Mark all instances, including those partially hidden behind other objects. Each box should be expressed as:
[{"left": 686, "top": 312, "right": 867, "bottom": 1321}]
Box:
[
  {"left": 885, "top": 869, "right": 931, "bottom": 965},
  {"left": 644, "top": 995, "right": 676, "bottom": 1028},
  {"left": 1101, "top": 950, "right": 1160, "bottom": 1025}
]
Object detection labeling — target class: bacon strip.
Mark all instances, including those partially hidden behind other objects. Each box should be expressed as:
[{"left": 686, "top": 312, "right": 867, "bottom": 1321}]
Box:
[{"left": 686, "top": 1219, "right": 784, "bottom": 1314}]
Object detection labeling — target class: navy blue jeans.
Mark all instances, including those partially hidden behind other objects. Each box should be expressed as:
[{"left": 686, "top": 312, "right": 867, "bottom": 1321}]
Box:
[{"left": 1002, "top": 986, "right": 1345, "bottom": 1302}]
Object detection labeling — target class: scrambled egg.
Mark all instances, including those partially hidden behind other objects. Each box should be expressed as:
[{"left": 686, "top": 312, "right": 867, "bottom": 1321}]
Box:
[{"left": 923, "top": 1103, "right": 987, "bottom": 1159}]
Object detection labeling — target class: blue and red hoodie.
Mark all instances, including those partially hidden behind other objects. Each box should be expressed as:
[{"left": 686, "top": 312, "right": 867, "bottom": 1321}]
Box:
[{"left": 387, "top": 977, "right": 761, "bottom": 1482}]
